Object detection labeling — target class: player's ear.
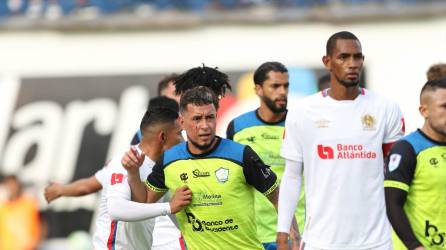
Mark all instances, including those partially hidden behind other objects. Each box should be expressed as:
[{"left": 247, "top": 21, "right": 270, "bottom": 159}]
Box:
[
  {"left": 179, "top": 114, "right": 185, "bottom": 129},
  {"left": 419, "top": 104, "right": 429, "bottom": 119},
  {"left": 254, "top": 83, "right": 263, "bottom": 97},
  {"left": 322, "top": 55, "right": 331, "bottom": 71}
]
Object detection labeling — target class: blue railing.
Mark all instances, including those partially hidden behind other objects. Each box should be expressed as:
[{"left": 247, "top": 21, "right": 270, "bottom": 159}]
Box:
[{"left": 0, "top": 0, "right": 428, "bottom": 18}]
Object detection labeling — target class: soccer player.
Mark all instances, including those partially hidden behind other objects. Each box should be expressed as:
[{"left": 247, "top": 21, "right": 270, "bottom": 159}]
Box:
[
  {"left": 122, "top": 86, "right": 279, "bottom": 250},
  {"left": 384, "top": 78, "right": 446, "bottom": 250},
  {"left": 97, "top": 107, "right": 190, "bottom": 250},
  {"left": 226, "top": 61, "right": 303, "bottom": 249},
  {"left": 276, "top": 31, "right": 405, "bottom": 250}
]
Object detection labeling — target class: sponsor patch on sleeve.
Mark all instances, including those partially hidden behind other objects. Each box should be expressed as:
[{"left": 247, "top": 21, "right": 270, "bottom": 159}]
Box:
[{"left": 388, "top": 154, "right": 402, "bottom": 172}]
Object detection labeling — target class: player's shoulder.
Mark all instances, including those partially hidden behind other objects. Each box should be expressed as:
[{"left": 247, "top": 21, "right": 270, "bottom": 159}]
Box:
[
  {"left": 211, "top": 138, "right": 246, "bottom": 163},
  {"left": 163, "top": 141, "right": 189, "bottom": 165},
  {"left": 105, "top": 154, "right": 126, "bottom": 172},
  {"left": 362, "top": 88, "right": 400, "bottom": 109},
  {"left": 402, "top": 130, "right": 438, "bottom": 154},
  {"left": 286, "top": 92, "right": 322, "bottom": 116},
  {"left": 230, "top": 110, "right": 263, "bottom": 133}
]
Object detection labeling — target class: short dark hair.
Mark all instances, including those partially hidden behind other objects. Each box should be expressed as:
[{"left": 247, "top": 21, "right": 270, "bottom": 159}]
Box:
[
  {"left": 253, "top": 62, "right": 288, "bottom": 86},
  {"left": 147, "top": 96, "right": 179, "bottom": 113},
  {"left": 157, "top": 73, "right": 178, "bottom": 96},
  {"left": 420, "top": 78, "right": 446, "bottom": 99},
  {"left": 426, "top": 64, "right": 446, "bottom": 81},
  {"left": 326, "top": 31, "right": 360, "bottom": 56},
  {"left": 139, "top": 107, "right": 179, "bottom": 135},
  {"left": 179, "top": 86, "right": 218, "bottom": 113},
  {"left": 174, "top": 65, "right": 231, "bottom": 99}
]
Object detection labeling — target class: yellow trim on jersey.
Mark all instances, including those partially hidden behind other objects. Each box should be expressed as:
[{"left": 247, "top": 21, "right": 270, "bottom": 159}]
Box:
[
  {"left": 263, "top": 179, "right": 279, "bottom": 196},
  {"left": 384, "top": 180, "right": 409, "bottom": 192},
  {"left": 145, "top": 180, "right": 168, "bottom": 193}
]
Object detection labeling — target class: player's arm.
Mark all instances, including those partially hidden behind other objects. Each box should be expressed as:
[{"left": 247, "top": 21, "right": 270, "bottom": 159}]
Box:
[
  {"left": 383, "top": 102, "right": 405, "bottom": 157},
  {"left": 384, "top": 140, "right": 423, "bottom": 250},
  {"left": 44, "top": 173, "right": 103, "bottom": 203},
  {"left": 276, "top": 159, "right": 303, "bottom": 250},
  {"left": 226, "top": 120, "right": 235, "bottom": 140},
  {"left": 121, "top": 146, "right": 151, "bottom": 203},
  {"left": 242, "top": 146, "right": 279, "bottom": 201},
  {"left": 107, "top": 169, "right": 191, "bottom": 221}
]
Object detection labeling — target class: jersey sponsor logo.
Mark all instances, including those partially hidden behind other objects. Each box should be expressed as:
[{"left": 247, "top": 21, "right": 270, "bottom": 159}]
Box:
[
  {"left": 185, "top": 211, "right": 239, "bottom": 233},
  {"left": 317, "top": 145, "right": 334, "bottom": 159},
  {"left": 260, "top": 167, "right": 272, "bottom": 179},
  {"left": 429, "top": 158, "right": 440, "bottom": 167},
  {"left": 315, "top": 118, "right": 330, "bottom": 128},
  {"left": 192, "top": 169, "right": 210, "bottom": 178},
  {"left": 180, "top": 173, "right": 189, "bottom": 183},
  {"left": 361, "top": 114, "right": 376, "bottom": 131},
  {"left": 261, "top": 133, "right": 280, "bottom": 140},
  {"left": 317, "top": 144, "right": 377, "bottom": 160},
  {"left": 246, "top": 136, "right": 256, "bottom": 143},
  {"left": 215, "top": 167, "right": 229, "bottom": 183},
  {"left": 110, "top": 173, "right": 124, "bottom": 185},
  {"left": 193, "top": 193, "right": 223, "bottom": 207},
  {"left": 425, "top": 220, "right": 445, "bottom": 247},
  {"left": 388, "top": 154, "right": 402, "bottom": 172}
]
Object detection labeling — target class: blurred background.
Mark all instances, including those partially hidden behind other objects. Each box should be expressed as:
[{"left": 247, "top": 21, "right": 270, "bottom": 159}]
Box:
[{"left": 0, "top": 0, "right": 445, "bottom": 249}]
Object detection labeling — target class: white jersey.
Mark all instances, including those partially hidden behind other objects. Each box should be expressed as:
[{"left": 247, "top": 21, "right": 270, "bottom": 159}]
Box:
[
  {"left": 152, "top": 195, "right": 182, "bottom": 249},
  {"left": 92, "top": 152, "right": 155, "bottom": 250},
  {"left": 281, "top": 89, "right": 404, "bottom": 249}
]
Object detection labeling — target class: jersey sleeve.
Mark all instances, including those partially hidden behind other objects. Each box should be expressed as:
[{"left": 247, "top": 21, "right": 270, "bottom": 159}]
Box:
[
  {"left": 226, "top": 120, "right": 235, "bottom": 140},
  {"left": 383, "top": 101, "right": 405, "bottom": 144},
  {"left": 145, "top": 156, "right": 168, "bottom": 193},
  {"left": 281, "top": 106, "right": 303, "bottom": 162},
  {"left": 242, "top": 146, "right": 278, "bottom": 196},
  {"left": 384, "top": 140, "right": 417, "bottom": 192},
  {"left": 94, "top": 166, "right": 108, "bottom": 186},
  {"left": 106, "top": 160, "right": 131, "bottom": 200}
]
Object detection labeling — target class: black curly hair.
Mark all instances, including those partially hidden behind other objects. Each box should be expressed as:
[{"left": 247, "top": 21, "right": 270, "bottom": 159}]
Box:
[{"left": 174, "top": 65, "right": 232, "bottom": 102}]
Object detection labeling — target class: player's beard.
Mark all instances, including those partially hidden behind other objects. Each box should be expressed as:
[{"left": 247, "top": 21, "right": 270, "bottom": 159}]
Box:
[
  {"left": 188, "top": 136, "right": 217, "bottom": 152},
  {"left": 429, "top": 119, "right": 446, "bottom": 140},
  {"left": 262, "top": 95, "right": 287, "bottom": 114},
  {"left": 335, "top": 74, "right": 359, "bottom": 88}
]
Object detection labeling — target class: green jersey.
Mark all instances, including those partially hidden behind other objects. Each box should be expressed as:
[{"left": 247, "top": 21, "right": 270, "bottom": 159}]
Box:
[
  {"left": 226, "top": 110, "right": 306, "bottom": 243},
  {"left": 385, "top": 129, "right": 446, "bottom": 249},
  {"left": 146, "top": 137, "right": 279, "bottom": 250}
]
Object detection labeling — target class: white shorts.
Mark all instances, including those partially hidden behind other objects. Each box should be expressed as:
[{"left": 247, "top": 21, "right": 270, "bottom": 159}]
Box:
[{"left": 299, "top": 240, "right": 392, "bottom": 250}]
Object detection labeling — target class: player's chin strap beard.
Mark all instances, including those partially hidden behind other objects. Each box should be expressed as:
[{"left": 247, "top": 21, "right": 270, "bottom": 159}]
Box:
[{"left": 189, "top": 136, "right": 217, "bottom": 152}]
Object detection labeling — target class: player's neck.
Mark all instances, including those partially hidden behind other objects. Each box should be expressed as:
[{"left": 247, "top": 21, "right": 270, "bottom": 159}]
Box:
[
  {"left": 421, "top": 123, "right": 446, "bottom": 143},
  {"left": 138, "top": 141, "right": 160, "bottom": 162},
  {"left": 258, "top": 105, "right": 286, "bottom": 123},
  {"left": 329, "top": 82, "right": 360, "bottom": 101}
]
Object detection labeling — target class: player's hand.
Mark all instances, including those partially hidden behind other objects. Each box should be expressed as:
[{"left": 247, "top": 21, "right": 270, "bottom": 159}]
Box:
[
  {"left": 169, "top": 186, "right": 192, "bottom": 214},
  {"left": 276, "top": 232, "right": 291, "bottom": 250},
  {"left": 44, "top": 182, "right": 62, "bottom": 203},
  {"left": 414, "top": 247, "right": 425, "bottom": 250},
  {"left": 121, "top": 146, "right": 145, "bottom": 175}
]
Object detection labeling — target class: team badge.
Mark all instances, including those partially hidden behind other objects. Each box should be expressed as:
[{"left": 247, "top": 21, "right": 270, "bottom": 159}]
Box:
[
  {"left": 215, "top": 167, "right": 229, "bottom": 183},
  {"left": 180, "top": 173, "right": 188, "bottom": 183},
  {"left": 361, "top": 114, "right": 376, "bottom": 131},
  {"left": 388, "top": 154, "right": 401, "bottom": 172},
  {"left": 315, "top": 118, "right": 330, "bottom": 128}
]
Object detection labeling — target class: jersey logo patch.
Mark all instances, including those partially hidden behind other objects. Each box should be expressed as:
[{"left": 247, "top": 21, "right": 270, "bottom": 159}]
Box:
[
  {"left": 361, "top": 114, "right": 376, "bottom": 131},
  {"left": 317, "top": 145, "right": 334, "bottom": 159},
  {"left": 388, "top": 154, "right": 402, "bottom": 172},
  {"left": 215, "top": 167, "right": 229, "bottom": 183},
  {"left": 110, "top": 173, "right": 124, "bottom": 185}
]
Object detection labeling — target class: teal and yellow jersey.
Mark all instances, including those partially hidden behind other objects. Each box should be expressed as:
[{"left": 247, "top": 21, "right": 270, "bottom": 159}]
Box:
[
  {"left": 146, "top": 137, "right": 278, "bottom": 250},
  {"left": 226, "top": 110, "right": 306, "bottom": 243},
  {"left": 384, "top": 129, "right": 446, "bottom": 249}
]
